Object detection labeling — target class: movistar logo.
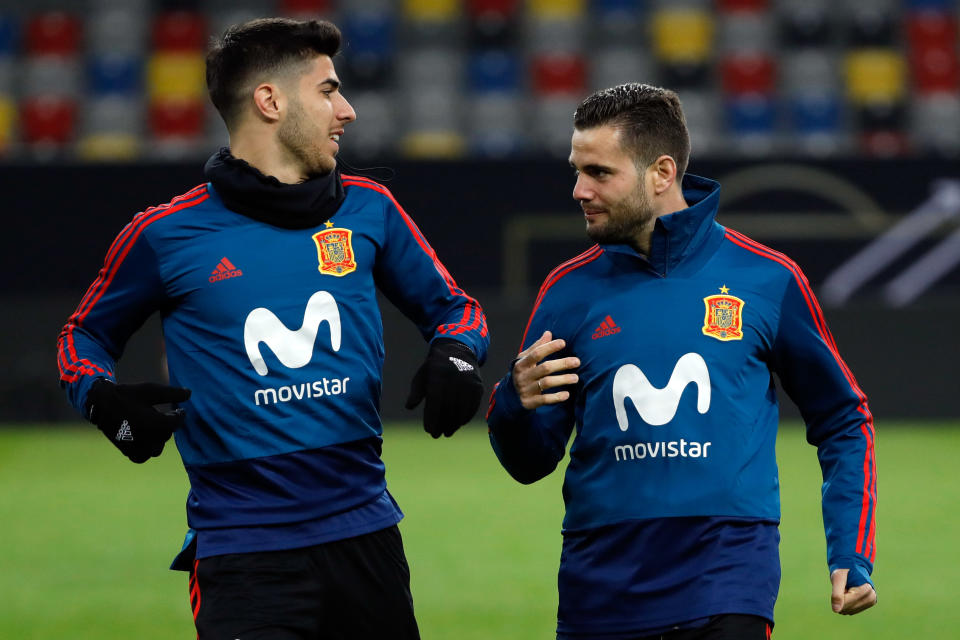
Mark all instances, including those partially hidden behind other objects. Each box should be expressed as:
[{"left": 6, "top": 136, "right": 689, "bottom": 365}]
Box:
[
  {"left": 244, "top": 291, "right": 342, "bottom": 376},
  {"left": 613, "top": 353, "right": 711, "bottom": 430}
]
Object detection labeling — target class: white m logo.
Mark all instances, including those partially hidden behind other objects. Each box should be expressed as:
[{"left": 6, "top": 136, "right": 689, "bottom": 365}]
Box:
[
  {"left": 244, "top": 291, "right": 341, "bottom": 376},
  {"left": 613, "top": 353, "right": 711, "bottom": 430}
]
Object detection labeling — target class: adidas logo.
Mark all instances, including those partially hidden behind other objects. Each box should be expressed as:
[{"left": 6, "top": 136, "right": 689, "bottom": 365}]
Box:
[
  {"left": 592, "top": 315, "right": 622, "bottom": 340},
  {"left": 209, "top": 257, "right": 243, "bottom": 283},
  {"left": 449, "top": 356, "right": 475, "bottom": 372},
  {"left": 116, "top": 420, "right": 134, "bottom": 441}
]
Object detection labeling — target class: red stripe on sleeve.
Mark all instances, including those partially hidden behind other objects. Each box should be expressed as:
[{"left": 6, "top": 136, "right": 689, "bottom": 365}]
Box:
[
  {"left": 343, "top": 179, "right": 487, "bottom": 338},
  {"left": 724, "top": 229, "right": 876, "bottom": 561},
  {"left": 518, "top": 246, "right": 603, "bottom": 351},
  {"left": 58, "top": 187, "right": 209, "bottom": 382}
]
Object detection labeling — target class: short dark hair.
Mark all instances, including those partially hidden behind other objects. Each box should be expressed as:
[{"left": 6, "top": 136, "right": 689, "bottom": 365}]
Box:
[
  {"left": 206, "top": 18, "right": 342, "bottom": 129},
  {"left": 574, "top": 83, "right": 691, "bottom": 179}
]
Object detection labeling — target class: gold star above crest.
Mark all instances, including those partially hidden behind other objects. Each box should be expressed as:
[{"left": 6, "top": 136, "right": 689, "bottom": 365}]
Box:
[
  {"left": 719, "top": 285, "right": 730, "bottom": 294},
  {"left": 324, "top": 220, "right": 335, "bottom": 228}
]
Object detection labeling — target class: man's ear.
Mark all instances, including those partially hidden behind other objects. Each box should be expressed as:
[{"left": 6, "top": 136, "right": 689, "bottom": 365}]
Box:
[
  {"left": 251, "top": 82, "right": 283, "bottom": 123},
  {"left": 649, "top": 154, "right": 678, "bottom": 195}
]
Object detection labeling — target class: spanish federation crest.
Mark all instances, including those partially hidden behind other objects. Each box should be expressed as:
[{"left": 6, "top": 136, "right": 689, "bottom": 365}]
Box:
[
  {"left": 312, "top": 227, "right": 356, "bottom": 277},
  {"left": 702, "top": 286, "right": 745, "bottom": 341}
]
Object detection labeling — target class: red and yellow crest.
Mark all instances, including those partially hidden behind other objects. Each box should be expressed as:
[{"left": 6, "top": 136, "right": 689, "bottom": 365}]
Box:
[
  {"left": 702, "top": 286, "right": 745, "bottom": 341},
  {"left": 312, "top": 227, "right": 356, "bottom": 277}
]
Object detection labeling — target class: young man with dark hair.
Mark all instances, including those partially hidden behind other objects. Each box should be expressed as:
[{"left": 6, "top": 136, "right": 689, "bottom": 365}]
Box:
[
  {"left": 58, "top": 17, "right": 487, "bottom": 639},
  {"left": 486, "top": 83, "right": 877, "bottom": 639}
]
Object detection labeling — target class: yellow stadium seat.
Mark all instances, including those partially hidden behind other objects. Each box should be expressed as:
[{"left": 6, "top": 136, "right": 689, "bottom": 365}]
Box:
[
  {"left": 403, "top": 0, "right": 460, "bottom": 21},
  {"left": 651, "top": 9, "right": 714, "bottom": 64},
  {"left": 147, "top": 53, "right": 206, "bottom": 102},
  {"left": 401, "top": 131, "right": 465, "bottom": 159},
  {"left": 77, "top": 133, "right": 141, "bottom": 161},
  {"left": 529, "top": 0, "right": 586, "bottom": 19},
  {"left": 845, "top": 49, "right": 907, "bottom": 104},
  {"left": 0, "top": 97, "right": 16, "bottom": 152}
]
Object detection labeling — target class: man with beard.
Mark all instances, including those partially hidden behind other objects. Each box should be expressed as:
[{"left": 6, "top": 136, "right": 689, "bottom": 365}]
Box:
[
  {"left": 57, "top": 18, "right": 488, "bottom": 639},
  {"left": 486, "top": 83, "right": 877, "bottom": 639}
]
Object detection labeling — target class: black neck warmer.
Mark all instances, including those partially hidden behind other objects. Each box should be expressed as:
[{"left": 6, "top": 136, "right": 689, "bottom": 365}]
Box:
[{"left": 203, "top": 148, "right": 345, "bottom": 230}]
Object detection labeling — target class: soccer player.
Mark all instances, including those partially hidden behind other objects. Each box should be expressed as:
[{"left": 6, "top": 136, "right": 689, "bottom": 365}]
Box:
[
  {"left": 57, "top": 18, "right": 488, "bottom": 639},
  {"left": 486, "top": 83, "right": 877, "bottom": 639}
]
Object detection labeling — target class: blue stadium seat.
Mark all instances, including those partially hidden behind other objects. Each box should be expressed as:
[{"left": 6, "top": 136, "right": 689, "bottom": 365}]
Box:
[
  {"left": 88, "top": 53, "right": 143, "bottom": 96},
  {"left": 467, "top": 49, "right": 521, "bottom": 93}
]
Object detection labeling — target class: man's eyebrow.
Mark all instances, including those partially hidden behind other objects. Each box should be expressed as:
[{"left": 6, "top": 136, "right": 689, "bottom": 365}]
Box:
[{"left": 319, "top": 78, "right": 341, "bottom": 90}]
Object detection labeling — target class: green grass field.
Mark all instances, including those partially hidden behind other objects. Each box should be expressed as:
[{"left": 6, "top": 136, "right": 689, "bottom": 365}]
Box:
[{"left": 1, "top": 422, "right": 958, "bottom": 639}]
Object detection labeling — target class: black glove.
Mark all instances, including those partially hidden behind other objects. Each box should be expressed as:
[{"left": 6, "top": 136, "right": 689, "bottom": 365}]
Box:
[
  {"left": 405, "top": 338, "right": 483, "bottom": 438},
  {"left": 85, "top": 378, "right": 191, "bottom": 463}
]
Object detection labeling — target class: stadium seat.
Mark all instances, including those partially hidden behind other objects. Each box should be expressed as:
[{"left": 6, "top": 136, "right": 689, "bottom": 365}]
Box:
[
  {"left": 911, "top": 93, "right": 960, "bottom": 154},
  {"left": 343, "top": 90, "right": 397, "bottom": 158},
  {"left": 787, "top": 92, "right": 847, "bottom": 156},
  {"left": 530, "top": 95, "right": 580, "bottom": 157},
  {"left": 152, "top": 11, "right": 207, "bottom": 52},
  {"left": 650, "top": 7, "right": 713, "bottom": 62},
  {"left": 906, "top": 10, "right": 957, "bottom": 51},
  {"left": 147, "top": 53, "right": 206, "bottom": 102},
  {"left": 467, "top": 49, "right": 521, "bottom": 93},
  {"left": 676, "top": 89, "right": 721, "bottom": 155},
  {"left": 911, "top": 46, "right": 960, "bottom": 93},
  {"left": 724, "top": 94, "right": 777, "bottom": 142},
  {"left": 0, "top": 95, "right": 15, "bottom": 153},
  {"left": 859, "top": 130, "right": 910, "bottom": 157},
  {"left": 720, "top": 53, "right": 776, "bottom": 95},
  {"left": 149, "top": 98, "right": 205, "bottom": 139},
  {"left": 845, "top": 2, "right": 899, "bottom": 47},
  {"left": 526, "top": 15, "right": 586, "bottom": 54},
  {"left": 77, "top": 96, "right": 142, "bottom": 160},
  {"left": 591, "top": 0, "right": 645, "bottom": 46},
  {"left": 340, "top": 9, "right": 396, "bottom": 89},
  {"left": 468, "top": 92, "right": 527, "bottom": 157},
  {"left": 86, "top": 9, "right": 148, "bottom": 55},
  {"left": 399, "top": 48, "right": 464, "bottom": 91},
  {"left": 402, "top": 87, "right": 463, "bottom": 147},
  {"left": 24, "top": 56, "right": 81, "bottom": 99},
  {"left": 717, "top": 0, "right": 768, "bottom": 10},
  {"left": 845, "top": 49, "right": 907, "bottom": 105},
  {"left": 777, "top": 0, "right": 833, "bottom": 47},
  {"left": 590, "top": 47, "right": 654, "bottom": 92},
  {"left": 25, "top": 12, "right": 81, "bottom": 56},
  {"left": 717, "top": 10, "right": 774, "bottom": 53},
  {"left": 531, "top": 53, "right": 587, "bottom": 96},
  {"left": 20, "top": 95, "right": 77, "bottom": 145},
  {"left": 528, "top": 0, "right": 585, "bottom": 20},
  {"left": 467, "top": 0, "right": 519, "bottom": 48},
  {"left": 781, "top": 49, "right": 839, "bottom": 93},
  {"left": 0, "top": 13, "right": 18, "bottom": 56},
  {"left": 278, "top": 0, "right": 334, "bottom": 17},
  {"left": 0, "top": 55, "right": 13, "bottom": 96},
  {"left": 88, "top": 53, "right": 143, "bottom": 96}
]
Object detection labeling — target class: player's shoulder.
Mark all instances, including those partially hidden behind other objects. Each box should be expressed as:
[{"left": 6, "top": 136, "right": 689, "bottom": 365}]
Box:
[
  {"left": 341, "top": 173, "right": 396, "bottom": 203},
  {"left": 535, "top": 245, "right": 606, "bottom": 301},
  {"left": 129, "top": 182, "right": 212, "bottom": 232},
  {"left": 719, "top": 226, "right": 806, "bottom": 282}
]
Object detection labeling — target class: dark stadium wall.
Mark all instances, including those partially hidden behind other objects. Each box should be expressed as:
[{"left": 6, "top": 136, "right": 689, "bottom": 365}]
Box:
[{"left": 4, "top": 158, "right": 958, "bottom": 421}]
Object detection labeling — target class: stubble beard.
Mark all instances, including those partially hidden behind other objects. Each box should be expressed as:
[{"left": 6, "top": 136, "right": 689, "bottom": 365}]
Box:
[
  {"left": 277, "top": 97, "right": 336, "bottom": 178},
  {"left": 585, "top": 181, "right": 655, "bottom": 248}
]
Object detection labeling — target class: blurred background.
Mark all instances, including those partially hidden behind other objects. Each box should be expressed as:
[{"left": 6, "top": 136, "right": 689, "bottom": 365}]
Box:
[{"left": 0, "top": 0, "right": 958, "bottom": 422}]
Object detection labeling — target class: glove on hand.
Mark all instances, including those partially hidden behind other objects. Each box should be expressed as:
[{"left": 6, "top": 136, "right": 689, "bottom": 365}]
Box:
[
  {"left": 405, "top": 338, "right": 483, "bottom": 438},
  {"left": 85, "top": 378, "right": 191, "bottom": 463}
]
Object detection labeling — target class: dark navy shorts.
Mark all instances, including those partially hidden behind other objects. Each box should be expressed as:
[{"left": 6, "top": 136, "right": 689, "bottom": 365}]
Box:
[{"left": 189, "top": 525, "right": 420, "bottom": 639}]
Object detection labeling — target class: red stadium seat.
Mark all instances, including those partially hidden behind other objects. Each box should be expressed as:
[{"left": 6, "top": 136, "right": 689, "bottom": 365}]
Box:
[
  {"left": 467, "top": 0, "right": 520, "bottom": 18},
  {"left": 279, "top": 0, "right": 333, "bottom": 15},
  {"left": 25, "top": 12, "right": 81, "bottom": 56},
  {"left": 721, "top": 53, "right": 776, "bottom": 95},
  {"left": 152, "top": 11, "right": 207, "bottom": 52},
  {"left": 149, "top": 99, "right": 205, "bottom": 139},
  {"left": 20, "top": 96, "right": 77, "bottom": 144},
  {"left": 859, "top": 130, "right": 910, "bottom": 157},
  {"left": 717, "top": 0, "right": 769, "bottom": 12},
  {"left": 906, "top": 12, "right": 957, "bottom": 52},
  {"left": 911, "top": 46, "right": 960, "bottom": 92},
  {"left": 531, "top": 53, "right": 586, "bottom": 96}
]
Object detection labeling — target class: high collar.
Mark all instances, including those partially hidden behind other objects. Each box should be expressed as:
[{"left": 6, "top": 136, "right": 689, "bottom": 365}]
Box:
[
  {"left": 601, "top": 174, "right": 722, "bottom": 276},
  {"left": 203, "top": 147, "right": 345, "bottom": 230}
]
